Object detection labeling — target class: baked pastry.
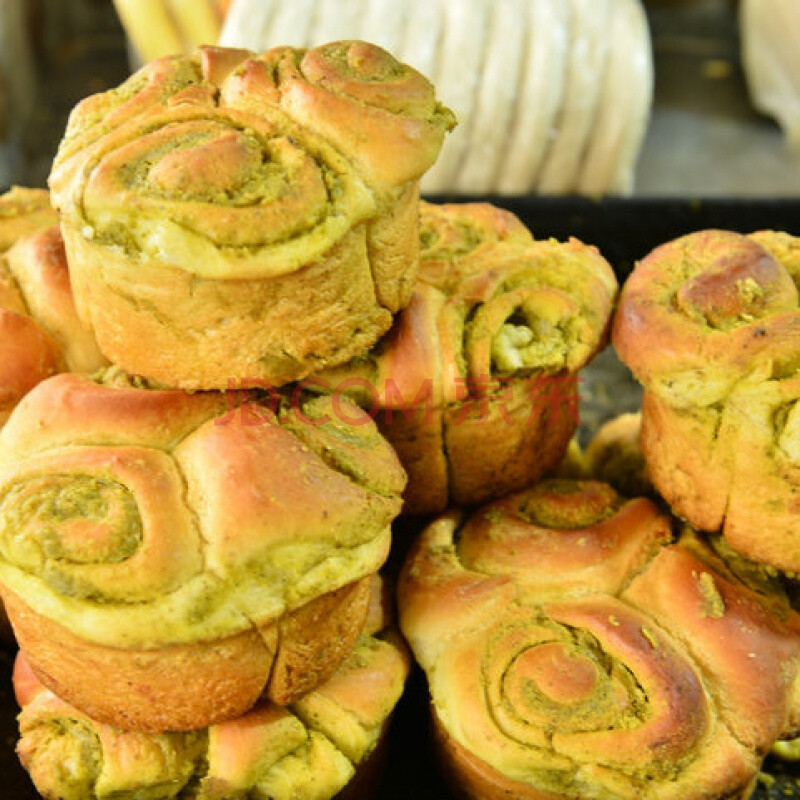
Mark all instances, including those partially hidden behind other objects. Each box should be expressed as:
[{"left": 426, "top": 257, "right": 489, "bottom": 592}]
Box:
[
  {"left": 612, "top": 228, "right": 800, "bottom": 572},
  {"left": 0, "top": 372, "right": 405, "bottom": 731},
  {"left": 583, "top": 411, "right": 653, "bottom": 497},
  {"left": 0, "top": 192, "right": 106, "bottom": 426},
  {"left": 318, "top": 201, "right": 617, "bottom": 514},
  {"left": 398, "top": 479, "right": 800, "bottom": 799},
  {"left": 0, "top": 188, "right": 57, "bottom": 252},
  {"left": 13, "top": 575, "right": 410, "bottom": 800},
  {"left": 48, "top": 43, "right": 454, "bottom": 389}
]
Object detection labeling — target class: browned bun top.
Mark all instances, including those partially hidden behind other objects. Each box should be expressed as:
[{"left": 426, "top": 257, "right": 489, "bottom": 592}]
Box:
[
  {"left": 417, "top": 201, "right": 536, "bottom": 293},
  {"left": 255, "top": 41, "right": 456, "bottom": 188},
  {"left": 613, "top": 228, "right": 800, "bottom": 407},
  {"left": 454, "top": 480, "right": 669, "bottom": 597},
  {"left": 0, "top": 373, "right": 405, "bottom": 650},
  {"left": 49, "top": 43, "right": 453, "bottom": 284},
  {"left": 323, "top": 202, "right": 618, "bottom": 407},
  {"left": 12, "top": 575, "right": 410, "bottom": 800},
  {"left": 624, "top": 529, "right": 800, "bottom": 752},
  {"left": 398, "top": 479, "right": 800, "bottom": 799}
]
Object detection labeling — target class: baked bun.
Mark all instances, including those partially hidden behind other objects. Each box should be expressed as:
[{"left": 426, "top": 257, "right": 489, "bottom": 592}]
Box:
[
  {"left": 1, "top": 188, "right": 61, "bottom": 427},
  {"left": 0, "top": 196, "right": 107, "bottom": 427},
  {"left": 612, "top": 229, "right": 800, "bottom": 572},
  {"left": 583, "top": 411, "right": 653, "bottom": 497},
  {"left": 0, "top": 372, "right": 405, "bottom": 731},
  {"left": 13, "top": 576, "right": 410, "bottom": 800},
  {"left": 49, "top": 43, "right": 454, "bottom": 390},
  {"left": 319, "top": 201, "right": 617, "bottom": 514},
  {"left": 0, "top": 187, "right": 58, "bottom": 252},
  {"left": 398, "top": 479, "right": 800, "bottom": 800}
]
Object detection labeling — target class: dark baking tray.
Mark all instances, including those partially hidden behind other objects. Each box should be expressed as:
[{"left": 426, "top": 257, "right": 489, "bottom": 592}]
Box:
[
  {"left": 429, "top": 195, "right": 800, "bottom": 279},
  {"left": 2, "top": 196, "right": 800, "bottom": 798}
]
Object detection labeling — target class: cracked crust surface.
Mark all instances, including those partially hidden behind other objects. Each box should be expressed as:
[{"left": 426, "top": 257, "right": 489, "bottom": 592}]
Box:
[{"left": 0, "top": 374, "right": 405, "bottom": 730}]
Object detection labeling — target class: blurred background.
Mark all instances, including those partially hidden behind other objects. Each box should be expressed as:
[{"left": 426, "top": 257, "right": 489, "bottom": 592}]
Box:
[{"left": 1, "top": 0, "right": 799, "bottom": 195}]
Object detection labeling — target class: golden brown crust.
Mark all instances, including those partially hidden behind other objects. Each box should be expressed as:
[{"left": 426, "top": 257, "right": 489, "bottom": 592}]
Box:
[
  {"left": 3, "top": 585, "right": 277, "bottom": 732},
  {"left": 0, "top": 217, "right": 108, "bottom": 426},
  {"left": 0, "top": 374, "right": 403, "bottom": 730},
  {"left": 417, "top": 201, "right": 536, "bottom": 293},
  {"left": 259, "top": 42, "right": 456, "bottom": 190},
  {"left": 398, "top": 479, "right": 800, "bottom": 799},
  {"left": 623, "top": 536, "right": 800, "bottom": 751},
  {"left": 432, "top": 713, "right": 567, "bottom": 800},
  {"left": 0, "top": 308, "right": 60, "bottom": 426},
  {"left": 639, "top": 353, "right": 800, "bottom": 571},
  {"left": 639, "top": 390, "right": 731, "bottom": 531},
  {"left": 0, "top": 193, "right": 102, "bottom": 426},
  {"left": 612, "top": 229, "right": 800, "bottom": 572},
  {"left": 13, "top": 577, "right": 410, "bottom": 800},
  {"left": 454, "top": 481, "right": 671, "bottom": 597},
  {"left": 612, "top": 229, "right": 800, "bottom": 408},
  {"left": 443, "top": 375, "right": 580, "bottom": 509},
  {"left": 3, "top": 577, "right": 371, "bottom": 732},
  {"left": 266, "top": 577, "right": 372, "bottom": 706},
  {"left": 319, "top": 202, "right": 617, "bottom": 515},
  {"left": 49, "top": 43, "right": 453, "bottom": 389},
  {"left": 6, "top": 226, "right": 107, "bottom": 374}
]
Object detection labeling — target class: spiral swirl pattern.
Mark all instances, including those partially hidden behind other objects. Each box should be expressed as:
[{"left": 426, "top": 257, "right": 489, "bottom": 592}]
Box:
[
  {"left": 319, "top": 202, "right": 617, "bottom": 513},
  {"left": 49, "top": 43, "right": 453, "bottom": 388},
  {"left": 56, "top": 101, "right": 375, "bottom": 281},
  {"left": 613, "top": 229, "right": 800, "bottom": 408},
  {"left": 1, "top": 475, "right": 141, "bottom": 567},
  {"left": 613, "top": 229, "right": 800, "bottom": 571},
  {"left": 256, "top": 41, "right": 456, "bottom": 189},
  {"left": 399, "top": 480, "right": 800, "bottom": 799},
  {"left": 0, "top": 373, "right": 404, "bottom": 730}
]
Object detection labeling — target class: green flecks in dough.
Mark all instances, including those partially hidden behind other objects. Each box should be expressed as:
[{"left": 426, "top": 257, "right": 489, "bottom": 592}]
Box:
[{"left": 698, "top": 571, "right": 726, "bottom": 619}]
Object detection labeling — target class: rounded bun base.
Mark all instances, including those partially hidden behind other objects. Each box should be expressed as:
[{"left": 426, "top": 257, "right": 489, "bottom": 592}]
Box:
[{"left": 2, "top": 577, "right": 371, "bottom": 732}]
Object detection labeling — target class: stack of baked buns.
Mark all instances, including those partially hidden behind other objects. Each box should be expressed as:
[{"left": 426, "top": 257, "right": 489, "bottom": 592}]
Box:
[
  {"left": 394, "top": 227, "right": 800, "bottom": 800},
  {"left": 317, "top": 200, "right": 618, "bottom": 514},
  {"left": 3, "top": 35, "right": 799, "bottom": 800},
  {"left": 0, "top": 187, "right": 109, "bottom": 645},
  {"left": 0, "top": 39, "right": 451, "bottom": 800},
  {"left": 13, "top": 574, "right": 411, "bottom": 800}
]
